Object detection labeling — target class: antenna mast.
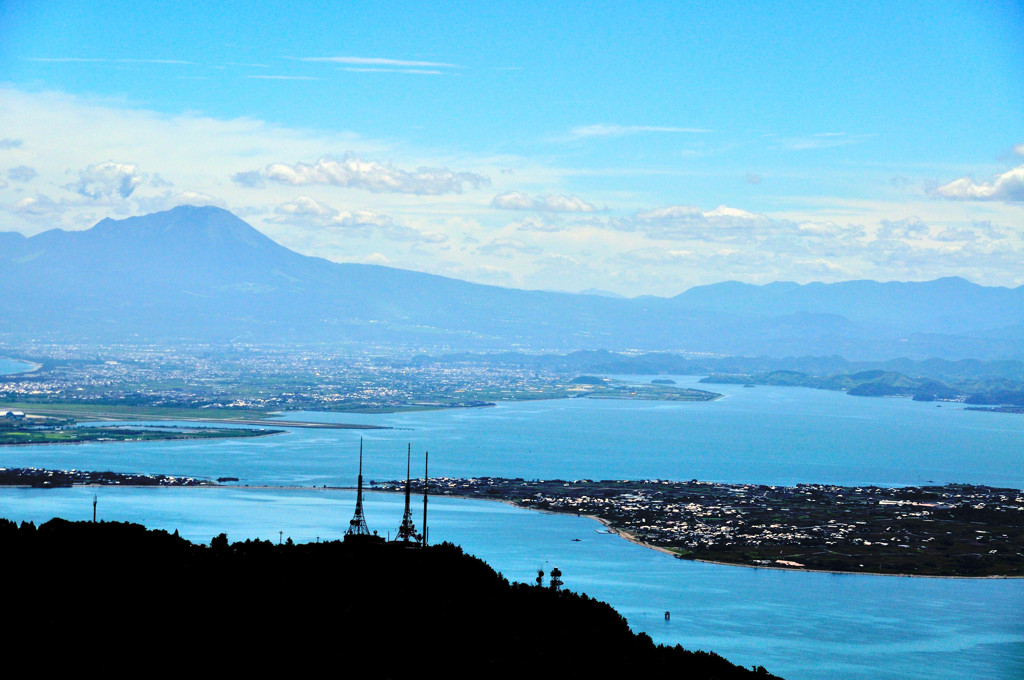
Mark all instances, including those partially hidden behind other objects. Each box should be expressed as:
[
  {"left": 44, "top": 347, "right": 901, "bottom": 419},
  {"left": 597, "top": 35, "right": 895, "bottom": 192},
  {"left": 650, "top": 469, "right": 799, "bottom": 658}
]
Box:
[
  {"left": 421, "top": 450, "right": 429, "bottom": 547},
  {"left": 396, "top": 443, "right": 418, "bottom": 543},
  {"left": 346, "top": 438, "right": 371, "bottom": 537}
]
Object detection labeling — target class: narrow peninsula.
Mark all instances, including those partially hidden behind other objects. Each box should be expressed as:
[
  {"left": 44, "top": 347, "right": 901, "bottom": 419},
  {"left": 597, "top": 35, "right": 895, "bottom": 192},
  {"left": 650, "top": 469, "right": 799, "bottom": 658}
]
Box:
[{"left": 375, "top": 477, "right": 1024, "bottom": 578}]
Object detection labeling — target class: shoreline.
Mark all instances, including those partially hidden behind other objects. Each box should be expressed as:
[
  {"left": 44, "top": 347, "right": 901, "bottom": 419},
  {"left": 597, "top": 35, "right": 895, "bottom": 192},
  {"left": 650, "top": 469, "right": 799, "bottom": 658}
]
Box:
[
  {"left": 0, "top": 359, "right": 43, "bottom": 376},
  {"left": 588, "top": 515, "right": 1023, "bottom": 580},
  {"left": 0, "top": 428, "right": 286, "bottom": 448},
  {"left": 361, "top": 487, "right": 1024, "bottom": 580},
  {"left": 7, "top": 480, "right": 1020, "bottom": 580}
]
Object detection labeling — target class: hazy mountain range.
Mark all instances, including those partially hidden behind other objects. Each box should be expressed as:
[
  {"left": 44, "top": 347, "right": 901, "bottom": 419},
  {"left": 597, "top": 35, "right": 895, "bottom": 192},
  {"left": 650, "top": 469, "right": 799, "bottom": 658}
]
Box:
[{"left": 2, "top": 205, "right": 1023, "bottom": 360}]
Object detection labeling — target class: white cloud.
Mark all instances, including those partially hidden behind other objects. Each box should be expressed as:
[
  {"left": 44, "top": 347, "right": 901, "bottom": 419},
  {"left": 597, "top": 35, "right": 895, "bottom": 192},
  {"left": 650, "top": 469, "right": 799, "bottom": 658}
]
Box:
[
  {"left": 27, "top": 57, "right": 195, "bottom": 65},
  {"left": 477, "top": 238, "right": 542, "bottom": 257},
  {"left": 877, "top": 217, "right": 929, "bottom": 240},
  {"left": 535, "top": 253, "right": 581, "bottom": 267},
  {"left": 340, "top": 68, "right": 445, "bottom": 75},
  {"left": 933, "top": 164, "right": 1024, "bottom": 202},
  {"left": 703, "top": 205, "right": 764, "bottom": 221},
  {"left": 570, "top": 124, "right": 710, "bottom": 138},
  {"left": 510, "top": 214, "right": 566, "bottom": 232},
  {"left": 634, "top": 205, "right": 703, "bottom": 221},
  {"left": 274, "top": 195, "right": 336, "bottom": 218},
  {"left": 796, "top": 220, "right": 846, "bottom": 236},
  {"left": 777, "top": 132, "right": 876, "bottom": 150},
  {"left": 7, "top": 166, "right": 36, "bottom": 182},
  {"left": 634, "top": 204, "right": 766, "bottom": 223},
  {"left": 295, "top": 56, "right": 460, "bottom": 68},
  {"left": 629, "top": 205, "right": 769, "bottom": 238},
  {"left": 606, "top": 204, "right": 882, "bottom": 267},
  {"left": 249, "top": 156, "right": 490, "bottom": 195},
  {"left": 12, "top": 195, "right": 56, "bottom": 216},
  {"left": 1012, "top": 143, "right": 1024, "bottom": 156},
  {"left": 70, "top": 161, "right": 144, "bottom": 199},
  {"left": 491, "top": 191, "right": 598, "bottom": 213},
  {"left": 934, "top": 226, "right": 978, "bottom": 242},
  {"left": 246, "top": 75, "right": 320, "bottom": 81},
  {"left": 269, "top": 196, "right": 446, "bottom": 243},
  {"left": 230, "top": 170, "right": 265, "bottom": 188},
  {"left": 362, "top": 253, "right": 393, "bottom": 265}
]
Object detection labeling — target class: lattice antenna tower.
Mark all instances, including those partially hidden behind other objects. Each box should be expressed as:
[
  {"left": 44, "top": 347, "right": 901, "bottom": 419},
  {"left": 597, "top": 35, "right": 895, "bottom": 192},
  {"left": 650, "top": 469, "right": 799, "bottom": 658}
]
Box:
[
  {"left": 396, "top": 443, "right": 418, "bottom": 543},
  {"left": 421, "top": 450, "right": 429, "bottom": 547},
  {"left": 346, "top": 438, "right": 371, "bottom": 536}
]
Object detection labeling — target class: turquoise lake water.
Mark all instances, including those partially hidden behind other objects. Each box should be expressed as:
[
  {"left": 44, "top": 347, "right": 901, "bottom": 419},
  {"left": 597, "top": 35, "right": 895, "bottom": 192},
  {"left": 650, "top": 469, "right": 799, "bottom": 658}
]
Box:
[
  {"left": 1, "top": 377, "right": 1021, "bottom": 679},
  {"left": 0, "top": 358, "right": 35, "bottom": 375},
  {"left": 6, "top": 377, "right": 1023, "bottom": 489}
]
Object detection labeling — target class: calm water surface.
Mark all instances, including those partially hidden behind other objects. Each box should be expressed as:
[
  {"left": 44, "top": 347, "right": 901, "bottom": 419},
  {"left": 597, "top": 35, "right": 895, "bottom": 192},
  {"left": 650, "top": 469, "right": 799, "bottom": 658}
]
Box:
[
  {"left": 5, "top": 378, "right": 1023, "bottom": 489},
  {"left": 0, "top": 358, "right": 36, "bottom": 375},
  {"left": 1, "top": 378, "right": 1022, "bottom": 679}
]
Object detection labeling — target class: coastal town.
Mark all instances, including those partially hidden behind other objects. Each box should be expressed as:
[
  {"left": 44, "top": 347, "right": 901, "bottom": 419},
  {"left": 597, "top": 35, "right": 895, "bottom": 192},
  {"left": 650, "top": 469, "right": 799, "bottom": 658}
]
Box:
[
  {"left": 374, "top": 477, "right": 1024, "bottom": 577},
  {"left": 0, "top": 344, "right": 716, "bottom": 415}
]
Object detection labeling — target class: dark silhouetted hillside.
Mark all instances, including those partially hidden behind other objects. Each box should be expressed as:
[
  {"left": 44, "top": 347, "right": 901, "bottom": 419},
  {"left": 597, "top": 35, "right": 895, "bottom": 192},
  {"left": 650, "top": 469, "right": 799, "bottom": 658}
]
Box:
[{"left": 1, "top": 518, "right": 780, "bottom": 678}]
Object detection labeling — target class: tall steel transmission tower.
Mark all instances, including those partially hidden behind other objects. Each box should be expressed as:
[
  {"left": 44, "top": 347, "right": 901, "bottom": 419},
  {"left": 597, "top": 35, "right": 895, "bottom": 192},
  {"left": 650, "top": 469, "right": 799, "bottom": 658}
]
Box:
[
  {"left": 421, "top": 450, "right": 429, "bottom": 547},
  {"left": 396, "top": 443, "right": 418, "bottom": 543},
  {"left": 346, "top": 438, "right": 371, "bottom": 537}
]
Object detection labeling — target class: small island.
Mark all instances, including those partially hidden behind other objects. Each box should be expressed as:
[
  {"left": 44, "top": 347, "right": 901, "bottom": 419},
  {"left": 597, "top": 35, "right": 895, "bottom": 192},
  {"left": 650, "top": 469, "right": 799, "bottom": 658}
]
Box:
[{"left": 375, "top": 477, "right": 1024, "bottom": 578}]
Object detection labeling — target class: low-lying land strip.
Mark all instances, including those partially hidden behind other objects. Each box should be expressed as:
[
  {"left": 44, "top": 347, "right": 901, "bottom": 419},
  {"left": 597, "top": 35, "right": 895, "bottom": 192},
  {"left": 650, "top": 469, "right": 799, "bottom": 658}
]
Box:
[
  {"left": 374, "top": 477, "right": 1024, "bottom": 577},
  {"left": 0, "top": 404, "right": 385, "bottom": 429},
  {"left": 0, "top": 467, "right": 215, "bottom": 487},
  {"left": 0, "top": 423, "right": 285, "bottom": 446}
]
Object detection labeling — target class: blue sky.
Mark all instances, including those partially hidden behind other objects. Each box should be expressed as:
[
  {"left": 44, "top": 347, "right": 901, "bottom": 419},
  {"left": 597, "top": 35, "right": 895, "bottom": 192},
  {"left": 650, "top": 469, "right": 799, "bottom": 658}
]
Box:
[{"left": 1, "top": 1, "right": 1022, "bottom": 295}]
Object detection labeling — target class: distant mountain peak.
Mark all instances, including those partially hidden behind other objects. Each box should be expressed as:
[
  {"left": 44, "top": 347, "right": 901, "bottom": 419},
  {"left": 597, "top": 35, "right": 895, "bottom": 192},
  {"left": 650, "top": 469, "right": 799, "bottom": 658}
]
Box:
[
  {"left": 85, "top": 204, "right": 282, "bottom": 251},
  {"left": 1, "top": 207, "right": 1022, "bottom": 358}
]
